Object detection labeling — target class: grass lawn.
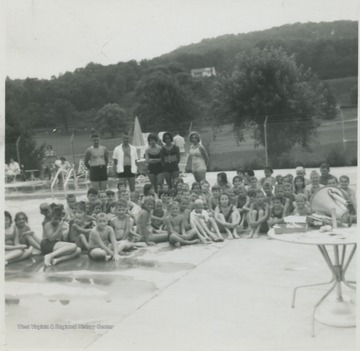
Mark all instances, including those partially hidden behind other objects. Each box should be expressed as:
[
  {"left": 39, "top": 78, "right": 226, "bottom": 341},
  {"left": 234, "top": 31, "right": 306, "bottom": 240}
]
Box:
[
  {"left": 324, "top": 76, "right": 357, "bottom": 106},
  {"left": 33, "top": 86, "right": 357, "bottom": 170}
]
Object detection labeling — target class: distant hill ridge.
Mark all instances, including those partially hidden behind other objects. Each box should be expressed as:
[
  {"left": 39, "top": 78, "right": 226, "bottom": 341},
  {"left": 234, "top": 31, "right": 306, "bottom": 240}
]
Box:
[{"left": 153, "top": 20, "right": 358, "bottom": 79}]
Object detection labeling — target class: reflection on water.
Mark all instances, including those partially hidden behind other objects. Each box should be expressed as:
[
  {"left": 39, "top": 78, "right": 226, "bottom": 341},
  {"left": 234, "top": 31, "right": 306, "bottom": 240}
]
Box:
[{"left": 6, "top": 252, "right": 195, "bottom": 277}]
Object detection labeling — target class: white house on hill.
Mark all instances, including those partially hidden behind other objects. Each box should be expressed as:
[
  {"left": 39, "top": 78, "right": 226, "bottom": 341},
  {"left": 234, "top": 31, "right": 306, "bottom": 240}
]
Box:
[{"left": 191, "top": 67, "right": 216, "bottom": 78}]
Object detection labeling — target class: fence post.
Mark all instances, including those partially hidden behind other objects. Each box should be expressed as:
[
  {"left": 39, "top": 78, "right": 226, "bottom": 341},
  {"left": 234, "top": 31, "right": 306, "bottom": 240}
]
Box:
[
  {"left": 264, "top": 116, "right": 268, "bottom": 165},
  {"left": 16, "top": 135, "right": 22, "bottom": 166},
  {"left": 339, "top": 106, "right": 346, "bottom": 152},
  {"left": 70, "top": 131, "right": 75, "bottom": 165}
]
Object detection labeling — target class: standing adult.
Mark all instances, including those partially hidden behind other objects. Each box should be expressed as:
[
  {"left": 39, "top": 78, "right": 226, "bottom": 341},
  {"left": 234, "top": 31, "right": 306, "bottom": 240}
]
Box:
[
  {"left": 161, "top": 132, "right": 180, "bottom": 189},
  {"left": 42, "top": 145, "right": 57, "bottom": 180},
  {"left": 7, "top": 158, "right": 21, "bottom": 182},
  {"left": 188, "top": 131, "right": 209, "bottom": 183},
  {"left": 173, "top": 131, "right": 185, "bottom": 153},
  {"left": 144, "top": 133, "right": 163, "bottom": 193},
  {"left": 113, "top": 133, "right": 138, "bottom": 192},
  {"left": 84, "top": 134, "right": 109, "bottom": 190}
]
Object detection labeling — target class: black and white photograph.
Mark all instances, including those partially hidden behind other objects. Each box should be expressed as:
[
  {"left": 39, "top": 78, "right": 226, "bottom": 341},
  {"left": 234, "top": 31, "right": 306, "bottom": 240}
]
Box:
[{"left": 2, "top": 0, "right": 358, "bottom": 350}]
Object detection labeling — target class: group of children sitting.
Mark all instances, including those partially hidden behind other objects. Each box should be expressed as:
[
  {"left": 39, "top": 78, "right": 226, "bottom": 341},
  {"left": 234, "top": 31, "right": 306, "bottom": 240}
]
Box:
[{"left": 5, "top": 163, "right": 356, "bottom": 267}]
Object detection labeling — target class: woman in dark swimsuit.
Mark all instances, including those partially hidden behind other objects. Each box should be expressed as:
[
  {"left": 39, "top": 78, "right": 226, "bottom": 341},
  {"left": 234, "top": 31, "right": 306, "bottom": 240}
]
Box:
[
  {"left": 145, "top": 133, "right": 164, "bottom": 193},
  {"left": 161, "top": 132, "right": 180, "bottom": 189}
]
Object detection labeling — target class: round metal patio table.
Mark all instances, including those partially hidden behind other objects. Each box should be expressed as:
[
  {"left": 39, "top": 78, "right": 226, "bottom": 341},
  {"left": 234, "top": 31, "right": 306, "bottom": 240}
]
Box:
[{"left": 267, "top": 227, "right": 356, "bottom": 336}]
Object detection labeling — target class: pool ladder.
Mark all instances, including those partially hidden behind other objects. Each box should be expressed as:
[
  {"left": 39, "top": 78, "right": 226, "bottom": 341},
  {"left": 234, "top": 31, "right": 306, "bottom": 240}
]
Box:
[{"left": 50, "top": 166, "right": 88, "bottom": 198}]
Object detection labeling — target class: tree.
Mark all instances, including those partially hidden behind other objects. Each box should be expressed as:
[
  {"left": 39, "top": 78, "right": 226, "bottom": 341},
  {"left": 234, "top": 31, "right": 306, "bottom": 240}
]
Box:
[
  {"left": 320, "top": 84, "right": 338, "bottom": 120},
  {"left": 53, "top": 98, "right": 78, "bottom": 131},
  {"left": 133, "top": 65, "right": 197, "bottom": 134},
  {"left": 94, "top": 103, "right": 129, "bottom": 137},
  {"left": 213, "top": 47, "right": 326, "bottom": 165}
]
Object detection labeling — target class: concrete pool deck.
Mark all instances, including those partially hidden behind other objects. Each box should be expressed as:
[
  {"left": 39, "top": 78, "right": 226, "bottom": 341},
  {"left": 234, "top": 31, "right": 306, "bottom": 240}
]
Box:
[{"left": 4, "top": 233, "right": 357, "bottom": 350}]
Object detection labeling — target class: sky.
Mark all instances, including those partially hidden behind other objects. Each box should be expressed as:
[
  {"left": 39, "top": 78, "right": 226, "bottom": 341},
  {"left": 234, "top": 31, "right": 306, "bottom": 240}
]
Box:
[{"left": 4, "top": 0, "right": 360, "bottom": 79}]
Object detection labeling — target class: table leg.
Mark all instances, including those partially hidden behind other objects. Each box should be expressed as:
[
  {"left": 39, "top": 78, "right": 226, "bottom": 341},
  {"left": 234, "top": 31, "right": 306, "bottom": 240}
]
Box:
[
  {"left": 312, "top": 280, "right": 338, "bottom": 337},
  {"left": 291, "top": 244, "right": 336, "bottom": 308},
  {"left": 312, "top": 244, "right": 356, "bottom": 335},
  {"left": 291, "top": 278, "right": 334, "bottom": 308},
  {"left": 343, "top": 280, "right": 356, "bottom": 290}
]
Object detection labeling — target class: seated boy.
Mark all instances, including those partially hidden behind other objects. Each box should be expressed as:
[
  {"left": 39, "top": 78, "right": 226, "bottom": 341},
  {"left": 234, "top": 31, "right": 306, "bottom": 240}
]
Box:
[
  {"left": 88, "top": 213, "right": 120, "bottom": 261},
  {"left": 262, "top": 182, "right": 274, "bottom": 205},
  {"left": 90, "top": 200, "right": 103, "bottom": 218},
  {"left": 41, "top": 207, "right": 81, "bottom": 266},
  {"left": 274, "top": 185, "right": 290, "bottom": 215},
  {"left": 106, "top": 201, "right": 118, "bottom": 222},
  {"left": 293, "top": 194, "right": 311, "bottom": 216},
  {"left": 151, "top": 199, "right": 165, "bottom": 231},
  {"left": 99, "top": 191, "right": 108, "bottom": 212},
  {"left": 105, "top": 190, "right": 116, "bottom": 212},
  {"left": 165, "top": 201, "right": 201, "bottom": 247},
  {"left": 283, "top": 182, "right": 295, "bottom": 215},
  {"left": 66, "top": 210, "right": 91, "bottom": 250},
  {"left": 86, "top": 188, "right": 99, "bottom": 215},
  {"left": 64, "top": 194, "right": 77, "bottom": 222},
  {"left": 109, "top": 200, "right": 144, "bottom": 254},
  {"left": 267, "top": 197, "right": 285, "bottom": 228},
  {"left": 137, "top": 197, "right": 168, "bottom": 245},
  {"left": 40, "top": 202, "right": 52, "bottom": 227}
]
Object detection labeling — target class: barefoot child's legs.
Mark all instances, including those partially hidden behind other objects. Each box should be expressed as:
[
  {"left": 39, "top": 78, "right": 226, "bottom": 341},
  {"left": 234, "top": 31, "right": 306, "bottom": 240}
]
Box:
[
  {"left": 247, "top": 210, "right": 257, "bottom": 238},
  {"left": 88, "top": 248, "right": 112, "bottom": 261},
  {"left": 21, "top": 234, "right": 41, "bottom": 250},
  {"left": 149, "top": 231, "right": 168, "bottom": 243},
  {"left": 42, "top": 241, "right": 79, "bottom": 266},
  {"left": 183, "top": 228, "right": 198, "bottom": 240},
  {"left": 208, "top": 218, "right": 224, "bottom": 241},
  {"left": 168, "top": 233, "right": 200, "bottom": 246},
  {"left": 216, "top": 213, "right": 234, "bottom": 239},
  {"left": 52, "top": 247, "right": 81, "bottom": 265},
  {"left": 191, "top": 221, "right": 211, "bottom": 243},
  {"left": 5, "top": 247, "right": 33, "bottom": 264},
  {"left": 230, "top": 212, "right": 240, "bottom": 238}
]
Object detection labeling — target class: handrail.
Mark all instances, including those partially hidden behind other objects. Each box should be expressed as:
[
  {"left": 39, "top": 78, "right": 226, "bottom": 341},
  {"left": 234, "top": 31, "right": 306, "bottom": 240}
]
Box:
[
  {"left": 64, "top": 167, "right": 79, "bottom": 192},
  {"left": 50, "top": 168, "right": 65, "bottom": 198}
]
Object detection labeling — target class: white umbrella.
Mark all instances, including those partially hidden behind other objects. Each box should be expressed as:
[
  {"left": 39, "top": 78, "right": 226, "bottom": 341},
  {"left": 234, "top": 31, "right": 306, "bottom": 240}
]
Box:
[
  {"left": 132, "top": 116, "right": 146, "bottom": 160},
  {"left": 132, "top": 116, "right": 145, "bottom": 147}
]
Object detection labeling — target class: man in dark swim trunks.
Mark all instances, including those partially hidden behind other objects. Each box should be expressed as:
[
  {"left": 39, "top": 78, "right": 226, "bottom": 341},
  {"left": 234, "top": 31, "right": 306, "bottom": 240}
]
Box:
[{"left": 84, "top": 134, "right": 109, "bottom": 190}]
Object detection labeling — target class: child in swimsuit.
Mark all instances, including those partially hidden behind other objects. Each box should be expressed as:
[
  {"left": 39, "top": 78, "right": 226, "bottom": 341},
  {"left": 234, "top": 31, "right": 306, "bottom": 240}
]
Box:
[
  {"left": 165, "top": 201, "right": 201, "bottom": 247},
  {"left": 41, "top": 207, "right": 81, "bottom": 266},
  {"left": 109, "top": 199, "right": 144, "bottom": 254},
  {"left": 14, "top": 211, "right": 41, "bottom": 251},
  {"left": 151, "top": 200, "right": 165, "bottom": 231},
  {"left": 5, "top": 211, "right": 33, "bottom": 265},
  {"left": 236, "top": 186, "right": 249, "bottom": 231},
  {"left": 292, "top": 194, "right": 311, "bottom": 216},
  {"left": 137, "top": 197, "right": 168, "bottom": 245},
  {"left": 247, "top": 190, "right": 269, "bottom": 238},
  {"left": 88, "top": 213, "right": 120, "bottom": 261},
  {"left": 209, "top": 185, "right": 221, "bottom": 211},
  {"left": 214, "top": 193, "right": 240, "bottom": 239},
  {"left": 262, "top": 182, "right": 274, "bottom": 205},
  {"left": 66, "top": 211, "right": 91, "bottom": 250},
  {"left": 190, "top": 199, "right": 223, "bottom": 242},
  {"left": 267, "top": 197, "right": 285, "bottom": 228}
]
